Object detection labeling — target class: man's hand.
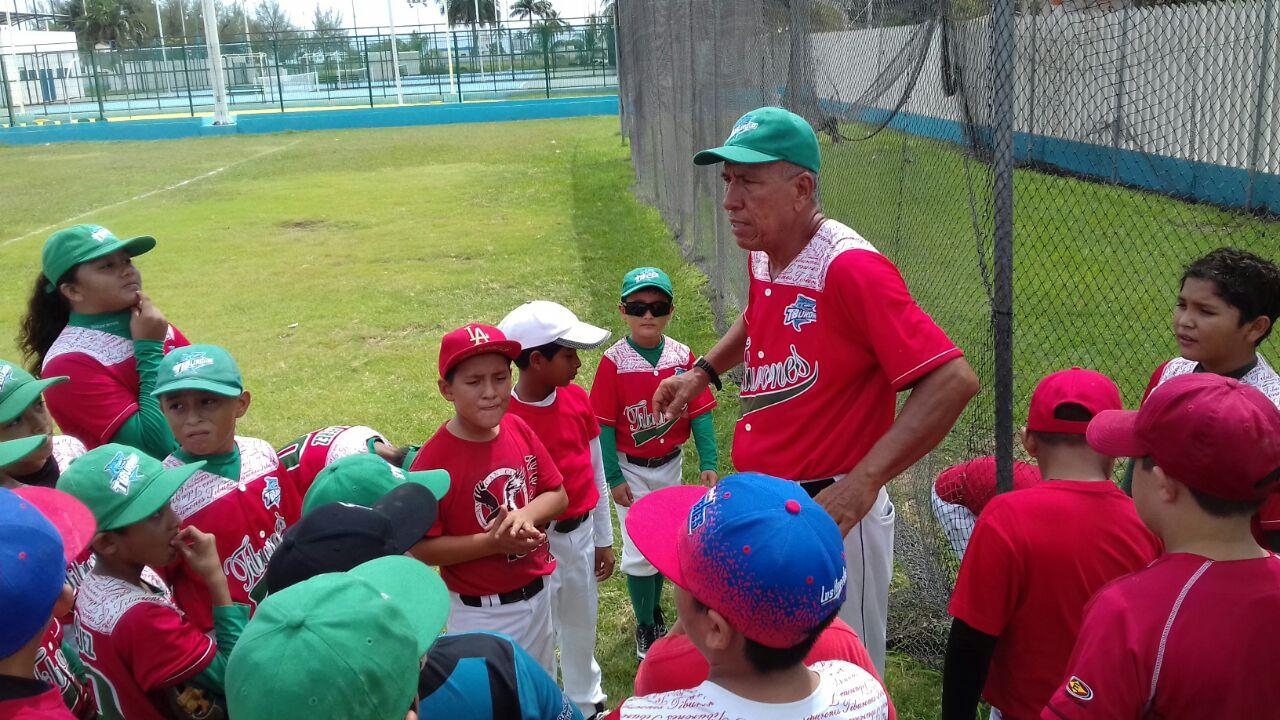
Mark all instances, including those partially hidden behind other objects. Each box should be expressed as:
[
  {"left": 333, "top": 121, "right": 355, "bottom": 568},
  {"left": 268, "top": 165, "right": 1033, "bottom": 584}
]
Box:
[
  {"left": 813, "top": 476, "right": 881, "bottom": 537},
  {"left": 700, "top": 470, "right": 718, "bottom": 486},
  {"left": 129, "top": 291, "right": 169, "bottom": 342},
  {"left": 610, "top": 483, "right": 635, "bottom": 508},
  {"left": 594, "top": 546, "right": 616, "bottom": 582},
  {"left": 651, "top": 369, "right": 710, "bottom": 423}
]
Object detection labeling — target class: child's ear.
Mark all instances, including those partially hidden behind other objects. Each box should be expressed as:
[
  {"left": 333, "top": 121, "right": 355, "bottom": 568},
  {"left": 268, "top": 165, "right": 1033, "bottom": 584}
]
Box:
[
  {"left": 235, "top": 391, "right": 252, "bottom": 418},
  {"left": 1152, "top": 464, "right": 1179, "bottom": 503},
  {"left": 437, "top": 378, "right": 453, "bottom": 401},
  {"left": 91, "top": 531, "right": 117, "bottom": 557},
  {"left": 1020, "top": 427, "right": 1037, "bottom": 458},
  {"left": 1244, "top": 314, "right": 1271, "bottom": 346},
  {"left": 703, "top": 607, "right": 735, "bottom": 652}
]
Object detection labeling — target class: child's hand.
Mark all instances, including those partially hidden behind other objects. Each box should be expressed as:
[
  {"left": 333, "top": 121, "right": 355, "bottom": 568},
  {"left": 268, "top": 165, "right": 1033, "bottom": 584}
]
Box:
[
  {"left": 594, "top": 546, "right": 616, "bottom": 582},
  {"left": 700, "top": 470, "right": 718, "bottom": 486},
  {"left": 130, "top": 292, "right": 170, "bottom": 342},
  {"left": 487, "top": 506, "right": 545, "bottom": 555},
  {"left": 611, "top": 483, "right": 634, "bottom": 507},
  {"left": 172, "top": 526, "right": 222, "bottom": 580},
  {"left": 496, "top": 505, "right": 540, "bottom": 538}
]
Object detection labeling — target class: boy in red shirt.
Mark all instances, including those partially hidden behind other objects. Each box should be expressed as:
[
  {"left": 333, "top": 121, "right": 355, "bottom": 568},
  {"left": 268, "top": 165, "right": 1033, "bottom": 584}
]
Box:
[
  {"left": 1044, "top": 374, "right": 1280, "bottom": 719},
  {"left": 500, "top": 300, "right": 615, "bottom": 719},
  {"left": 155, "top": 344, "right": 302, "bottom": 630},
  {"left": 410, "top": 323, "right": 569, "bottom": 676},
  {"left": 931, "top": 457, "right": 1042, "bottom": 561},
  {"left": 943, "top": 368, "right": 1160, "bottom": 720}
]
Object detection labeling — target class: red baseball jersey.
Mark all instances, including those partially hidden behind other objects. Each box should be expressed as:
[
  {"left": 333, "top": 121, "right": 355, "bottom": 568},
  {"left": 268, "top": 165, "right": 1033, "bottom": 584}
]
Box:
[
  {"left": 42, "top": 324, "right": 189, "bottom": 448},
  {"left": 509, "top": 384, "right": 600, "bottom": 519},
  {"left": 34, "top": 620, "right": 96, "bottom": 719},
  {"left": 72, "top": 573, "right": 216, "bottom": 720},
  {"left": 275, "top": 425, "right": 388, "bottom": 498},
  {"left": 163, "top": 437, "right": 301, "bottom": 630},
  {"left": 1044, "top": 553, "right": 1280, "bottom": 719},
  {"left": 736, "top": 220, "right": 962, "bottom": 480},
  {"left": 949, "top": 480, "right": 1160, "bottom": 719},
  {"left": 414, "top": 414, "right": 564, "bottom": 596},
  {"left": 0, "top": 684, "right": 76, "bottom": 719},
  {"left": 933, "top": 457, "right": 1043, "bottom": 515},
  {"left": 591, "top": 337, "right": 715, "bottom": 458}
]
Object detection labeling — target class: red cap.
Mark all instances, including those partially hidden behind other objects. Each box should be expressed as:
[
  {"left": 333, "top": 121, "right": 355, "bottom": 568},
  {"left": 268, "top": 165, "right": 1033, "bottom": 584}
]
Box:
[
  {"left": 1027, "top": 367, "right": 1122, "bottom": 434},
  {"left": 11, "top": 486, "right": 96, "bottom": 561},
  {"left": 438, "top": 324, "right": 521, "bottom": 378},
  {"left": 1087, "top": 374, "right": 1280, "bottom": 501}
]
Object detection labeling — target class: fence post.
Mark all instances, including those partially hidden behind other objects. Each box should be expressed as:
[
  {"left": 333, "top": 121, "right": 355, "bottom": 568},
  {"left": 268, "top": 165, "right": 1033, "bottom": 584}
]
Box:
[
  {"left": 1246, "top": 0, "right": 1276, "bottom": 211},
  {"left": 271, "top": 36, "right": 285, "bottom": 112},
  {"left": 992, "top": 0, "right": 1017, "bottom": 494},
  {"left": 362, "top": 36, "right": 374, "bottom": 108},
  {"left": 180, "top": 43, "right": 195, "bottom": 116},
  {"left": 541, "top": 26, "right": 551, "bottom": 99},
  {"left": 87, "top": 46, "right": 107, "bottom": 121},
  {"left": 0, "top": 51, "right": 15, "bottom": 126},
  {"left": 1109, "top": 8, "right": 1132, "bottom": 184},
  {"left": 452, "top": 30, "right": 463, "bottom": 102}
]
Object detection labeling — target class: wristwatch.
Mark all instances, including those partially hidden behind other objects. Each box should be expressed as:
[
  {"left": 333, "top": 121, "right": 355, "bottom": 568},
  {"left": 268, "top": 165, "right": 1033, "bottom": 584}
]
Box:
[{"left": 694, "top": 357, "right": 722, "bottom": 391}]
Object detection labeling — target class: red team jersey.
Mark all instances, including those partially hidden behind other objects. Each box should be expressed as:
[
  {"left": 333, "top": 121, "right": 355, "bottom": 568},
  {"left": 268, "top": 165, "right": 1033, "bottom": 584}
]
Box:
[
  {"left": 933, "top": 457, "right": 1043, "bottom": 515},
  {"left": 1044, "top": 553, "right": 1280, "bottom": 720},
  {"left": 591, "top": 338, "right": 716, "bottom": 458},
  {"left": 275, "top": 425, "right": 388, "bottom": 498},
  {"left": 73, "top": 573, "right": 217, "bottom": 720},
  {"left": 949, "top": 481, "right": 1161, "bottom": 719},
  {"left": 42, "top": 324, "right": 189, "bottom": 448},
  {"left": 509, "top": 384, "right": 600, "bottom": 519},
  {"left": 0, "top": 685, "right": 75, "bottom": 719},
  {"left": 163, "top": 437, "right": 301, "bottom": 630},
  {"left": 34, "top": 621, "right": 96, "bottom": 719},
  {"left": 737, "top": 220, "right": 962, "bottom": 480},
  {"left": 413, "top": 414, "right": 564, "bottom": 596}
]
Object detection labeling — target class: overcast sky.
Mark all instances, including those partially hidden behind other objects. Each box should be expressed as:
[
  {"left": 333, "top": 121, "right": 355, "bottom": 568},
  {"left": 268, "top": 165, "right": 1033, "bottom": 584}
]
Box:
[{"left": 275, "top": 0, "right": 607, "bottom": 30}]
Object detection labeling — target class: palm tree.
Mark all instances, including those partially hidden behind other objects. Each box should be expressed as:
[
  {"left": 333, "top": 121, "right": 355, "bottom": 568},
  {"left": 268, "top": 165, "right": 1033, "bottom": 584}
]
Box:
[
  {"left": 434, "top": 0, "right": 497, "bottom": 26},
  {"left": 508, "top": 0, "right": 552, "bottom": 23},
  {"left": 55, "top": 0, "right": 150, "bottom": 48}
]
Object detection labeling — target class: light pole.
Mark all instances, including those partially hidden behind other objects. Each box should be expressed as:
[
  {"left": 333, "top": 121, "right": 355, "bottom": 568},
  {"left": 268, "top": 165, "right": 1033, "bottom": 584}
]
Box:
[
  {"left": 199, "top": 0, "right": 230, "bottom": 123},
  {"left": 385, "top": 0, "right": 402, "bottom": 104}
]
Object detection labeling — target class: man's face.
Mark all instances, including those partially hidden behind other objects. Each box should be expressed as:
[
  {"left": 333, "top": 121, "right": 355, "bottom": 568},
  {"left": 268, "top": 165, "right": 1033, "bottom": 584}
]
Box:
[
  {"left": 0, "top": 399, "right": 54, "bottom": 475},
  {"left": 721, "top": 161, "right": 809, "bottom": 252}
]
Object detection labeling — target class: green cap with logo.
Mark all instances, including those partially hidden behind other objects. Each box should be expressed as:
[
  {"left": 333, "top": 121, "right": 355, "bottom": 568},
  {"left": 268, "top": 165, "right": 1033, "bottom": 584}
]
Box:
[
  {"left": 621, "top": 266, "right": 674, "bottom": 300},
  {"left": 57, "top": 443, "right": 205, "bottom": 531},
  {"left": 226, "top": 555, "right": 448, "bottom": 720},
  {"left": 0, "top": 435, "right": 49, "bottom": 469},
  {"left": 0, "top": 359, "right": 68, "bottom": 424},
  {"left": 693, "top": 106, "right": 821, "bottom": 173},
  {"left": 152, "top": 345, "right": 244, "bottom": 398},
  {"left": 42, "top": 225, "right": 156, "bottom": 292},
  {"left": 302, "top": 453, "right": 450, "bottom": 517}
]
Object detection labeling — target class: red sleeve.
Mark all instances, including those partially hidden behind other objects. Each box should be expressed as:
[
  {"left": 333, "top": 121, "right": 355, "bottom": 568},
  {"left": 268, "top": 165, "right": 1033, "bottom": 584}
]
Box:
[
  {"left": 682, "top": 353, "right": 718, "bottom": 419},
  {"left": 590, "top": 356, "right": 620, "bottom": 427},
  {"left": 526, "top": 423, "right": 564, "bottom": 494},
  {"left": 570, "top": 385, "right": 601, "bottom": 440},
  {"left": 947, "top": 502, "right": 1021, "bottom": 636},
  {"left": 118, "top": 602, "right": 216, "bottom": 691},
  {"left": 830, "top": 251, "right": 964, "bottom": 391},
  {"left": 42, "top": 353, "right": 139, "bottom": 445},
  {"left": 1042, "top": 590, "right": 1145, "bottom": 719},
  {"left": 164, "top": 325, "right": 190, "bottom": 353},
  {"left": 934, "top": 457, "right": 997, "bottom": 510},
  {"left": 1140, "top": 363, "right": 1168, "bottom": 405},
  {"left": 413, "top": 435, "right": 450, "bottom": 539}
]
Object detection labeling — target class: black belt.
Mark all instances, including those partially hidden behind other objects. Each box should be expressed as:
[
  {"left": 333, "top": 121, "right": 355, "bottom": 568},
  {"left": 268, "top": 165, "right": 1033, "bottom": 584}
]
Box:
[
  {"left": 553, "top": 511, "right": 590, "bottom": 534},
  {"left": 625, "top": 448, "right": 681, "bottom": 468},
  {"left": 457, "top": 576, "right": 544, "bottom": 608},
  {"left": 800, "top": 477, "right": 837, "bottom": 498}
]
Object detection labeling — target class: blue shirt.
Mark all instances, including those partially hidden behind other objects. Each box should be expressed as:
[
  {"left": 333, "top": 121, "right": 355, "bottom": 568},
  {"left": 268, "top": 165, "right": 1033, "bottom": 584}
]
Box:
[{"left": 419, "top": 632, "right": 583, "bottom": 720}]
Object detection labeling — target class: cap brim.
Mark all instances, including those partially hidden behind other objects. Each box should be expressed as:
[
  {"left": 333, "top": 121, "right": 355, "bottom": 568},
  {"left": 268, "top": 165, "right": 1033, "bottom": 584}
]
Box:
[
  {"left": 373, "top": 483, "right": 438, "bottom": 552},
  {"left": 1085, "top": 410, "right": 1147, "bottom": 459},
  {"left": 621, "top": 282, "right": 673, "bottom": 300},
  {"left": 0, "top": 376, "right": 68, "bottom": 423},
  {"left": 12, "top": 485, "right": 96, "bottom": 560},
  {"left": 151, "top": 378, "right": 243, "bottom": 398},
  {"left": 556, "top": 322, "right": 612, "bottom": 350},
  {"left": 442, "top": 341, "right": 522, "bottom": 377},
  {"left": 625, "top": 484, "right": 708, "bottom": 589},
  {"left": 78, "top": 235, "right": 157, "bottom": 268},
  {"left": 407, "top": 468, "right": 450, "bottom": 501},
  {"left": 693, "top": 145, "right": 784, "bottom": 166},
  {"left": 0, "top": 434, "right": 49, "bottom": 467},
  {"left": 107, "top": 461, "right": 205, "bottom": 530},
  {"left": 350, "top": 555, "right": 448, "bottom": 656}
]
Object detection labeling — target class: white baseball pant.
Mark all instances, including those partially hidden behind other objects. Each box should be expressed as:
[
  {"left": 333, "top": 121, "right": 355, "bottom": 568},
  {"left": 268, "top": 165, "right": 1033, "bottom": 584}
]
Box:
[
  {"left": 612, "top": 449, "right": 684, "bottom": 576},
  {"left": 548, "top": 521, "right": 606, "bottom": 716},
  {"left": 446, "top": 586, "right": 556, "bottom": 676},
  {"left": 931, "top": 486, "right": 977, "bottom": 561},
  {"left": 838, "top": 485, "right": 895, "bottom": 677}
]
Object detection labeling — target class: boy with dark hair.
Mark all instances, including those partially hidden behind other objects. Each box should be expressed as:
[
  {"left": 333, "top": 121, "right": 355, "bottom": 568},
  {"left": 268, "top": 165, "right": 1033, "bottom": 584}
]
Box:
[
  {"left": 410, "top": 323, "right": 569, "bottom": 676},
  {"left": 608, "top": 473, "right": 890, "bottom": 719},
  {"left": 1044, "top": 373, "right": 1280, "bottom": 719},
  {"left": 499, "top": 300, "right": 615, "bottom": 719},
  {"left": 942, "top": 368, "right": 1160, "bottom": 720}
]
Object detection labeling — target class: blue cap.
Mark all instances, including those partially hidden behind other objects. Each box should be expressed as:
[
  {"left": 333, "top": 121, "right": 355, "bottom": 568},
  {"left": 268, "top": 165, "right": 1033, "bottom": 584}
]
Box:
[
  {"left": 626, "top": 472, "right": 847, "bottom": 648},
  {"left": 0, "top": 487, "right": 66, "bottom": 657}
]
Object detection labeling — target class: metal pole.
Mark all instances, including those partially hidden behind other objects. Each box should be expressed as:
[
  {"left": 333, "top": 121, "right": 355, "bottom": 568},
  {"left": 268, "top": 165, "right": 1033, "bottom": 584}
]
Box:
[
  {"left": 155, "top": 0, "right": 168, "bottom": 62},
  {"left": 180, "top": 0, "right": 187, "bottom": 41},
  {"left": 992, "top": 0, "right": 1016, "bottom": 494},
  {"left": 1246, "top": 0, "right": 1276, "bottom": 211},
  {"left": 541, "top": 24, "right": 550, "bottom": 99},
  {"left": 271, "top": 35, "right": 284, "bottom": 111},
  {"left": 361, "top": 35, "right": 373, "bottom": 107},
  {"left": 451, "top": 29, "right": 462, "bottom": 101},
  {"left": 1109, "top": 8, "right": 1132, "bottom": 184},
  {"left": 199, "top": 0, "right": 231, "bottom": 123},
  {"left": 386, "top": 0, "right": 403, "bottom": 104},
  {"left": 87, "top": 44, "right": 105, "bottom": 120},
  {"left": 473, "top": 0, "right": 485, "bottom": 77},
  {"left": 180, "top": 38, "right": 194, "bottom": 115},
  {"left": 0, "top": 40, "right": 14, "bottom": 126}
]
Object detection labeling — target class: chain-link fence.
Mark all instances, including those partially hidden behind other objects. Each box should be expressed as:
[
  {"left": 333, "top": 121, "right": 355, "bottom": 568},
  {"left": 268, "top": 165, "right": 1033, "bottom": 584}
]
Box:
[
  {"left": 617, "top": 0, "right": 1280, "bottom": 665},
  {"left": 0, "top": 17, "right": 617, "bottom": 123}
]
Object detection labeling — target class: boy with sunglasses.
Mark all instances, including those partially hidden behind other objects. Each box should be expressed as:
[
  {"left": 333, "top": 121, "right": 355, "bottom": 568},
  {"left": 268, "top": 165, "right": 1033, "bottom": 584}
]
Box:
[{"left": 591, "top": 267, "right": 719, "bottom": 660}]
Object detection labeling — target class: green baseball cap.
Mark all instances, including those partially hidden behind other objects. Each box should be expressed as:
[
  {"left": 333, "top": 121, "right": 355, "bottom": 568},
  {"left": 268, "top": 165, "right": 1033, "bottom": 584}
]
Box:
[
  {"left": 302, "top": 453, "right": 449, "bottom": 517},
  {"left": 152, "top": 345, "right": 244, "bottom": 398},
  {"left": 693, "top": 106, "right": 822, "bottom": 173},
  {"left": 0, "top": 435, "right": 49, "bottom": 469},
  {"left": 42, "top": 225, "right": 156, "bottom": 291},
  {"left": 621, "top": 266, "right": 674, "bottom": 300},
  {"left": 226, "top": 555, "right": 448, "bottom": 720},
  {"left": 57, "top": 443, "right": 205, "bottom": 531},
  {"left": 0, "top": 359, "right": 68, "bottom": 424}
]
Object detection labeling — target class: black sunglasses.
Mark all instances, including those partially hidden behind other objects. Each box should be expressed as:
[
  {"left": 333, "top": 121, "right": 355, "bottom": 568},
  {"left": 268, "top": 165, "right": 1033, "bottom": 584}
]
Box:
[{"left": 622, "top": 300, "right": 673, "bottom": 318}]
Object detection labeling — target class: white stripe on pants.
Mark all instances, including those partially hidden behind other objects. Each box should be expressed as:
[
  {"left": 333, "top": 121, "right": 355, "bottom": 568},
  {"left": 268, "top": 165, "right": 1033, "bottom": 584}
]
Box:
[
  {"left": 447, "top": 584, "right": 556, "bottom": 676},
  {"left": 613, "top": 449, "right": 683, "bottom": 577},
  {"left": 548, "top": 519, "right": 606, "bottom": 715},
  {"left": 931, "top": 486, "right": 977, "bottom": 561},
  {"left": 838, "top": 485, "right": 895, "bottom": 677}
]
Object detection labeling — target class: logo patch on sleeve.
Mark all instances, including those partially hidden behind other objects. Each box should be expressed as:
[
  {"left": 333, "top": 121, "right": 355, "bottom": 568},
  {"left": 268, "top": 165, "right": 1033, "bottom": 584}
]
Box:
[
  {"left": 783, "top": 294, "right": 818, "bottom": 331},
  {"left": 1066, "top": 676, "right": 1093, "bottom": 702}
]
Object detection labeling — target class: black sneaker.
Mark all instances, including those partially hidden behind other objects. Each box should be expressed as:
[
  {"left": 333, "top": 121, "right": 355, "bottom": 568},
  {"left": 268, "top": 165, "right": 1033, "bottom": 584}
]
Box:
[
  {"left": 654, "top": 605, "right": 667, "bottom": 638},
  {"left": 636, "top": 623, "right": 659, "bottom": 659}
]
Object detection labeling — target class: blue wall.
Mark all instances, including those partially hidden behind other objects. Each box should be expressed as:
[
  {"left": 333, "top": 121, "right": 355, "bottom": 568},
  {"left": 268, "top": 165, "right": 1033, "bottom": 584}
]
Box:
[{"left": 0, "top": 95, "right": 619, "bottom": 146}]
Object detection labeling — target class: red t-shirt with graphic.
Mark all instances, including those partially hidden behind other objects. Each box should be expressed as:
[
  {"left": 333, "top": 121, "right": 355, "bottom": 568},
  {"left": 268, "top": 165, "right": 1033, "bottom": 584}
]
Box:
[
  {"left": 275, "top": 425, "right": 387, "bottom": 498},
  {"left": 34, "top": 620, "right": 96, "bottom": 719},
  {"left": 933, "top": 457, "right": 1044, "bottom": 515},
  {"left": 1043, "top": 553, "right": 1280, "bottom": 720},
  {"left": 413, "top": 414, "right": 564, "bottom": 596},
  {"left": 736, "top": 220, "right": 962, "bottom": 480},
  {"left": 949, "top": 481, "right": 1161, "bottom": 719},
  {"left": 73, "top": 573, "right": 216, "bottom": 720},
  {"left": 163, "top": 437, "right": 301, "bottom": 631},
  {"left": 591, "top": 337, "right": 716, "bottom": 459},
  {"left": 509, "top": 384, "right": 601, "bottom": 519}
]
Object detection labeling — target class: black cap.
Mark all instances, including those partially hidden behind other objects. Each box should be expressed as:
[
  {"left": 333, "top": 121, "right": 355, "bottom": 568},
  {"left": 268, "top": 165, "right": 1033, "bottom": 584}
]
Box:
[{"left": 263, "top": 482, "right": 437, "bottom": 594}]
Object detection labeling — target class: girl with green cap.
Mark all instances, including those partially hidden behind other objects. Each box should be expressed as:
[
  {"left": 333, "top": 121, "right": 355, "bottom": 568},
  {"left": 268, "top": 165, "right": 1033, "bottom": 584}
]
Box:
[
  {"left": 0, "top": 358, "right": 86, "bottom": 487},
  {"left": 17, "top": 224, "right": 191, "bottom": 460}
]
